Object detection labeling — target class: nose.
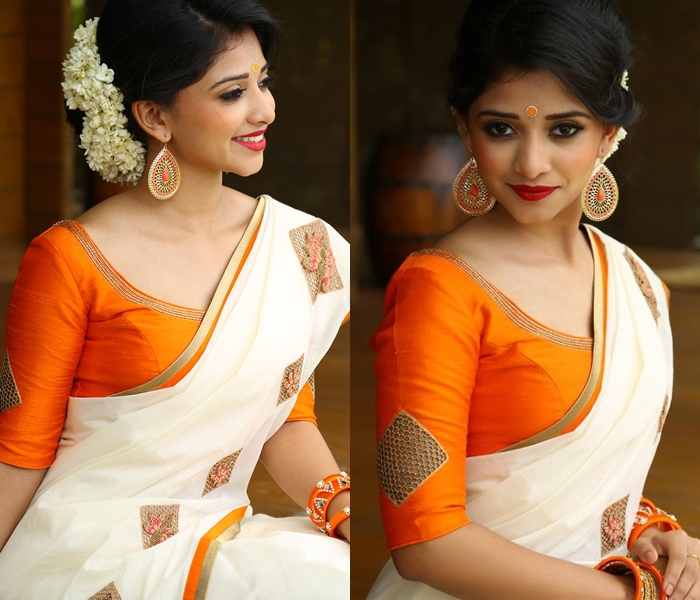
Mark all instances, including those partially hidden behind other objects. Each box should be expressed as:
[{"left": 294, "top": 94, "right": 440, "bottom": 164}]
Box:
[
  {"left": 249, "top": 85, "right": 276, "bottom": 126},
  {"left": 512, "top": 133, "right": 551, "bottom": 181}
]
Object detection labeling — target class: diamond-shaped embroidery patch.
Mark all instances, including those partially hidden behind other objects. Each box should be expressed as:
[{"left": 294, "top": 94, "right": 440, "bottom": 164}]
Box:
[
  {"left": 277, "top": 355, "right": 304, "bottom": 406},
  {"left": 658, "top": 395, "right": 669, "bottom": 436},
  {"left": 140, "top": 504, "right": 179, "bottom": 550},
  {"left": 0, "top": 352, "right": 21, "bottom": 414},
  {"left": 600, "top": 495, "right": 630, "bottom": 556},
  {"left": 202, "top": 449, "right": 243, "bottom": 497},
  {"left": 289, "top": 220, "right": 344, "bottom": 303},
  {"left": 88, "top": 582, "right": 122, "bottom": 600},
  {"left": 624, "top": 249, "right": 660, "bottom": 323},
  {"left": 377, "top": 410, "right": 448, "bottom": 506}
]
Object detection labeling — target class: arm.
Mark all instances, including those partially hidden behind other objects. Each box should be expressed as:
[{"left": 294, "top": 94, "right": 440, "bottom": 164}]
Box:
[
  {"left": 393, "top": 522, "right": 635, "bottom": 600},
  {"left": 0, "top": 463, "right": 46, "bottom": 551},
  {"left": 260, "top": 420, "right": 349, "bottom": 541}
]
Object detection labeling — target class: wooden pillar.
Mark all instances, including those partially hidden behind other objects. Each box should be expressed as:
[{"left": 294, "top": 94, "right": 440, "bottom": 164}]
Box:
[
  {"left": 0, "top": 0, "right": 25, "bottom": 248},
  {"left": 23, "top": 0, "right": 74, "bottom": 240}
]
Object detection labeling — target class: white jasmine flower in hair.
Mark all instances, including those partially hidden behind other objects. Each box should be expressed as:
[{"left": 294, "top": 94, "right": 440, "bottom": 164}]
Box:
[{"left": 62, "top": 17, "right": 145, "bottom": 184}]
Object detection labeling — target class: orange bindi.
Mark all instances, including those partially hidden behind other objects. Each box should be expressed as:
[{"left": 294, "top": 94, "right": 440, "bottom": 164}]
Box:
[
  {"left": 252, "top": 62, "right": 260, "bottom": 73},
  {"left": 526, "top": 105, "right": 538, "bottom": 118}
]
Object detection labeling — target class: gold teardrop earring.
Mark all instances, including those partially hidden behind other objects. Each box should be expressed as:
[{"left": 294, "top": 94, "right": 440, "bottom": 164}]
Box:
[
  {"left": 147, "top": 142, "right": 181, "bottom": 200},
  {"left": 581, "top": 159, "right": 619, "bottom": 221},
  {"left": 452, "top": 157, "right": 497, "bottom": 216}
]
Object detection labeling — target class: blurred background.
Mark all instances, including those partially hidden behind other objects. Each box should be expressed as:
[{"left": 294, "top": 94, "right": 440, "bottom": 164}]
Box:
[
  {"left": 0, "top": 0, "right": 349, "bottom": 522},
  {"left": 351, "top": 1, "right": 700, "bottom": 598}
]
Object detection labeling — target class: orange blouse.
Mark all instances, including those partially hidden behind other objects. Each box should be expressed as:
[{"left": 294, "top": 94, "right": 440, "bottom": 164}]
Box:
[
  {"left": 373, "top": 233, "right": 609, "bottom": 551},
  {"left": 0, "top": 221, "right": 316, "bottom": 469}
]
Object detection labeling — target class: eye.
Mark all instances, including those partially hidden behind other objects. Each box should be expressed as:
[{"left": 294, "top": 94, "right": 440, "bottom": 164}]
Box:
[
  {"left": 259, "top": 75, "right": 276, "bottom": 90},
  {"left": 484, "top": 121, "right": 516, "bottom": 137},
  {"left": 220, "top": 87, "right": 245, "bottom": 102},
  {"left": 551, "top": 121, "right": 584, "bottom": 138}
]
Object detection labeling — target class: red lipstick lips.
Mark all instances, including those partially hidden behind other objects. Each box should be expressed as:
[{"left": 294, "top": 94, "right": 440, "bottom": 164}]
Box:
[
  {"left": 510, "top": 185, "right": 558, "bottom": 202},
  {"left": 232, "top": 128, "right": 267, "bottom": 152}
]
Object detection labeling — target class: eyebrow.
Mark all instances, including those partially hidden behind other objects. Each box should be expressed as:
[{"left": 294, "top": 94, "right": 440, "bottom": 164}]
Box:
[
  {"left": 476, "top": 109, "right": 592, "bottom": 120},
  {"left": 209, "top": 62, "right": 269, "bottom": 90}
]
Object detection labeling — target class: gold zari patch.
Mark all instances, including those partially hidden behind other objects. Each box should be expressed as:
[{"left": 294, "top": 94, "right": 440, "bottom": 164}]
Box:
[
  {"left": 202, "top": 449, "right": 243, "bottom": 496},
  {"left": 623, "top": 248, "right": 660, "bottom": 324},
  {"left": 87, "top": 582, "right": 122, "bottom": 600},
  {"left": 600, "top": 495, "right": 630, "bottom": 556},
  {"left": 277, "top": 355, "right": 304, "bottom": 406},
  {"left": 377, "top": 410, "right": 448, "bottom": 506},
  {"left": 140, "top": 504, "right": 179, "bottom": 549},
  {"left": 289, "top": 220, "right": 344, "bottom": 303},
  {"left": 0, "top": 352, "right": 21, "bottom": 414}
]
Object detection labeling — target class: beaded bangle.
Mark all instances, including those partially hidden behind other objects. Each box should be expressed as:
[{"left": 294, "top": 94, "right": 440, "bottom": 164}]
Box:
[
  {"left": 595, "top": 557, "right": 665, "bottom": 600},
  {"left": 628, "top": 497, "right": 682, "bottom": 549},
  {"left": 306, "top": 472, "right": 350, "bottom": 533},
  {"left": 327, "top": 505, "right": 350, "bottom": 539}
]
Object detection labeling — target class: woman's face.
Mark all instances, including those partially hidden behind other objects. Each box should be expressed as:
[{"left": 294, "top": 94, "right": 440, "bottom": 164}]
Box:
[
  {"left": 165, "top": 29, "right": 275, "bottom": 178},
  {"left": 463, "top": 70, "right": 619, "bottom": 226}
]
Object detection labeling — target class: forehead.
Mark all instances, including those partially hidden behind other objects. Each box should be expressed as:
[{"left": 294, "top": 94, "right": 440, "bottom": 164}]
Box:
[
  {"left": 201, "top": 29, "right": 265, "bottom": 83},
  {"left": 473, "top": 70, "right": 586, "bottom": 113}
]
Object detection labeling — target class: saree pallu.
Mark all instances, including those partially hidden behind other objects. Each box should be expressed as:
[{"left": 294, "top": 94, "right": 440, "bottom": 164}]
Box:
[
  {"left": 369, "top": 226, "right": 673, "bottom": 599},
  {"left": 0, "top": 197, "right": 350, "bottom": 599}
]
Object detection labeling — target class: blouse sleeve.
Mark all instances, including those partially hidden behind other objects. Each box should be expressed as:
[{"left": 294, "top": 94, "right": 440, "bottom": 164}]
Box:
[
  {"left": 286, "top": 380, "right": 317, "bottom": 426},
  {"left": 373, "top": 258, "right": 481, "bottom": 550},
  {"left": 0, "top": 234, "right": 87, "bottom": 469}
]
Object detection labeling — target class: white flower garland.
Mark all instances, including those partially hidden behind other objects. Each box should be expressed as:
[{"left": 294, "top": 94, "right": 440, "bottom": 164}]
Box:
[
  {"left": 602, "top": 70, "right": 630, "bottom": 163},
  {"left": 62, "top": 18, "right": 146, "bottom": 184}
]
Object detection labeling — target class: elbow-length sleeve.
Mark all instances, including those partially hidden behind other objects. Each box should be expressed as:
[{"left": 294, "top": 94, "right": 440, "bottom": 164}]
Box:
[
  {"left": 0, "top": 233, "right": 88, "bottom": 469},
  {"left": 373, "top": 255, "right": 482, "bottom": 550}
]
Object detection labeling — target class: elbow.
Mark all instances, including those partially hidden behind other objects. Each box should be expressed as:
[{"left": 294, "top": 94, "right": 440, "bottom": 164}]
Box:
[{"left": 391, "top": 545, "right": 431, "bottom": 583}]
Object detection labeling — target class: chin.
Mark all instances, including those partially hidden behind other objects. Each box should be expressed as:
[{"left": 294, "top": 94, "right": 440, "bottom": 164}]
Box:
[{"left": 227, "top": 159, "right": 265, "bottom": 178}]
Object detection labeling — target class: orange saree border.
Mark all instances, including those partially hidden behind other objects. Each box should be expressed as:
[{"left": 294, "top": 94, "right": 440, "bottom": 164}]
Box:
[{"left": 182, "top": 505, "right": 248, "bottom": 600}]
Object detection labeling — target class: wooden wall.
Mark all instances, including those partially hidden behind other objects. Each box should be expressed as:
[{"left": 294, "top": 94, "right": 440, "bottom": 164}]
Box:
[{"left": 0, "top": 0, "right": 25, "bottom": 248}]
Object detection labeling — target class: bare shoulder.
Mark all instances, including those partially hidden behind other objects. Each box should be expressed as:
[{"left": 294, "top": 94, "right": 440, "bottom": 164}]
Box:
[
  {"left": 74, "top": 190, "right": 138, "bottom": 239},
  {"left": 434, "top": 218, "right": 495, "bottom": 267}
]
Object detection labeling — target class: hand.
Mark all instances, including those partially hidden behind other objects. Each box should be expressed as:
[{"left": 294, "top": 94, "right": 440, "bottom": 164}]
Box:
[{"left": 630, "top": 527, "right": 700, "bottom": 599}]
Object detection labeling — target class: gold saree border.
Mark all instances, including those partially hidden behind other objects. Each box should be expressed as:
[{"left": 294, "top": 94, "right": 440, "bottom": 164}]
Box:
[
  {"left": 182, "top": 505, "right": 247, "bottom": 600},
  {"left": 499, "top": 226, "right": 606, "bottom": 451},
  {"left": 112, "top": 196, "right": 266, "bottom": 397}
]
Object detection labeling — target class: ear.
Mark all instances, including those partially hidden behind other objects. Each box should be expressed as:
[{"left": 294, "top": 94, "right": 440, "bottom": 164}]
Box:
[
  {"left": 452, "top": 108, "right": 472, "bottom": 154},
  {"left": 131, "top": 100, "right": 171, "bottom": 144},
  {"left": 598, "top": 124, "right": 621, "bottom": 159}
]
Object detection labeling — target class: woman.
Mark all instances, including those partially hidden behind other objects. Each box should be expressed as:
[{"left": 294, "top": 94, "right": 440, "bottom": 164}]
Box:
[
  {"left": 0, "top": 1, "right": 350, "bottom": 598},
  {"left": 370, "top": 1, "right": 699, "bottom": 599}
]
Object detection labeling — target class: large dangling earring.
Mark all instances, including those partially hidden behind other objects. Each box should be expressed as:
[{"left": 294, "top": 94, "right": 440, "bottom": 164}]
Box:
[
  {"left": 581, "top": 160, "right": 618, "bottom": 221},
  {"left": 452, "top": 157, "right": 497, "bottom": 216},
  {"left": 147, "top": 143, "right": 181, "bottom": 200}
]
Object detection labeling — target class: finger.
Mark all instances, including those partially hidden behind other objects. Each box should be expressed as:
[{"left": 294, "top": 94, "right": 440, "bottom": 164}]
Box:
[
  {"left": 632, "top": 537, "right": 660, "bottom": 564},
  {"left": 663, "top": 531, "right": 690, "bottom": 596}
]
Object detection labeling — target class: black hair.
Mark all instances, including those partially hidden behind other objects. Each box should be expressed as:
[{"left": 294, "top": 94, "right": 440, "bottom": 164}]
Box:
[
  {"left": 447, "top": 0, "right": 640, "bottom": 127},
  {"left": 66, "top": 0, "right": 278, "bottom": 143}
]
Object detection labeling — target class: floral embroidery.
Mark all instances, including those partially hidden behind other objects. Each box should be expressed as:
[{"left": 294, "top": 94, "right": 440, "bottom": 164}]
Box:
[
  {"left": 658, "top": 395, "right": 669, "bottom": 437},
  {"left": 277, "top": 355, "right": 305, "bottom": 406},
  {"left": 202, "top": 449, "right": 243, "bottom": 496},
  {"left": 140, "top": 504, "right": 179, "bottom": 549},
  {"left": 601, "top": 495, "right": 630, "bottom": 556},
  {"left": 308, "top": 371, "right": 316, "bottom": 397},
  {"left": 623, "top": 248, "right": 660, "bottom": 323},
  {"left": 87, "top": 582, "right": 122, "bottom": 600},
  {"left": 289, "top": 220, "right": 344, "bottom": 303},
  {"left": 377, "top": 410, "right": 448, "bottom": 507},
  {"left": 0, "top": 352, "right": 21, "bottom": 414}
]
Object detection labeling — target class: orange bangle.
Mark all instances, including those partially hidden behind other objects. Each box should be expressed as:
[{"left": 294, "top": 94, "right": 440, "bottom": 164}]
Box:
[
  {"left": 326, "top": 505, "right": 350, "bottom": 539},
  {"left": 596, "top": 556, "right": 642, "bottom": 600},
  {"left": 628, "top": 498, "right": 682, "bottom": 550},
  {"left": 638, "top": 563, "right": 666, "bottom": 600},
  {"left": 306, "top": 472, "right": 350, "bottom": 532}
]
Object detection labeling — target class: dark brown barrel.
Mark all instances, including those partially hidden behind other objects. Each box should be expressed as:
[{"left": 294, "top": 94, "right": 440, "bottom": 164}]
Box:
[{"left": 365, "top": 134, "right": 467, "bottom": 282}]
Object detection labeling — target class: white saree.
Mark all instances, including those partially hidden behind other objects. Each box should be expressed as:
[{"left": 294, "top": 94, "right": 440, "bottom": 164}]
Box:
[
  {"left": 0, "top": 197, "right": 350, "bottom": 600},
  {"left": 369, "top": 226, "right": 673, "bottom": 599}
]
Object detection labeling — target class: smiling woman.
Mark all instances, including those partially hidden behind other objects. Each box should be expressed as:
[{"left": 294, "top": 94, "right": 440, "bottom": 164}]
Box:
[{"left": 0, "top": 1, "right": 349, "bottom": 598}]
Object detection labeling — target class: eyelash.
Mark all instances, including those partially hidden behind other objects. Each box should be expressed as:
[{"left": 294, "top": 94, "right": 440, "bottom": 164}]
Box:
[
  {"left": 219, "top": 75, "right": 276, "bottom": 102},
  {"left": 483, "top": 121, "right": 584, "bottom": 139}
]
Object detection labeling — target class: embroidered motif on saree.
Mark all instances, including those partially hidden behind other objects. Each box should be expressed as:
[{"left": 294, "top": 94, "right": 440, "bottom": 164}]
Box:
[
  {"left": 289, "top": 220, "right": 344, "bottom": 303},
  {"left": 308, "top": 371, "right": 316, "bottom": 397},
  {"left": 623, "top": 248, "right": 660, "bottom": 323},
  {"left": 0, "top": 352, "right": 21, "bottom": 414},
  {"left": 202, "top": 449, "right": 243, "bottom": 496},
  {"left": 600, "top": 495, "right": 629, "bottom": 556},
  {"left": 377, "top": 410, "right": 448, "bottom": 507},
  {"left": 658, "top": 395, "right": 669, "bottom": 437},
  {"left": 87, "top": 582, "right": 122, "bottom": 600},
  {"left": 140, "top": 504, "right": 179, "bottom": 549},
  {"left": 277, "top": 355, "right": 304, "bottom": 406}
]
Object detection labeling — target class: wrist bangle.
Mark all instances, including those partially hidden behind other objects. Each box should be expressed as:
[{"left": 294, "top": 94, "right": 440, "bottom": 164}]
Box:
[
  {"left": 596, "top": 556, "right": 643, "bottom": 600},
  {"left": 306, "top": 472, "right": 350, "bottom": 532},
  {"left": 638, "top": 563, "right": 665, "bottom": 600},
  {"left": 326, "top": 505, "right": 350, "bottom": 539},
  {"left": 629, "top": 497, "right": 682, "bottom": 549}
]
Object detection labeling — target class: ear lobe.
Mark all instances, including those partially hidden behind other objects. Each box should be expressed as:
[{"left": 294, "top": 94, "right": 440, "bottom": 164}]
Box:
[
  {"left": 131, "top": 100, "right": 170, "bottom": 143},
  {"left": 599, "top": 124, "right": 621, "bottom": 157},
  {"left": 453, "top": 111, "right": 472, "bottom": 153}
]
